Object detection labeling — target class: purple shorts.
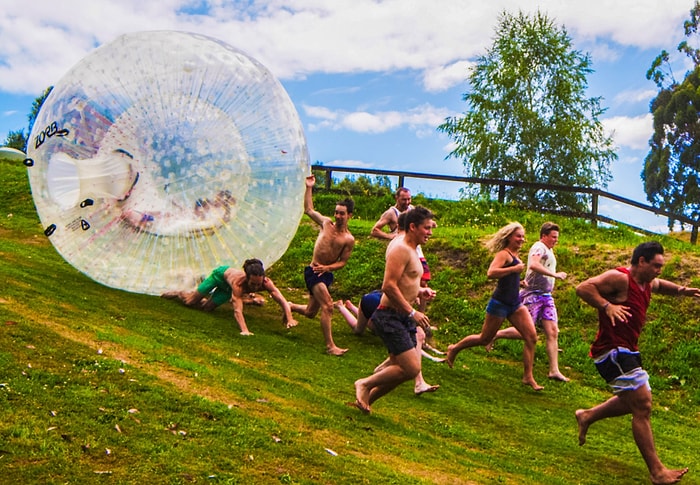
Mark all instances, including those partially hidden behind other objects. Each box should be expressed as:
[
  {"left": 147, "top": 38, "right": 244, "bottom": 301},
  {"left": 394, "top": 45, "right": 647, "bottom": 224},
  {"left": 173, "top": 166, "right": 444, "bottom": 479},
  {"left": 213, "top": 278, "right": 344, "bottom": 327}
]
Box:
[{"left": 521, "top": 293, "right": 557, "bottom": 325}]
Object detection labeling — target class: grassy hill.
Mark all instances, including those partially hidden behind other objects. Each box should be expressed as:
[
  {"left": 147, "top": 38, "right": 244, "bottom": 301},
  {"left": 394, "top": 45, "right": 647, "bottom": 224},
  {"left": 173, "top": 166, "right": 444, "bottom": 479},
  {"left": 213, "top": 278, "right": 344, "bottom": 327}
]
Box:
[{"left": 1, "top": 158, "right": 700, "bottom": 484}]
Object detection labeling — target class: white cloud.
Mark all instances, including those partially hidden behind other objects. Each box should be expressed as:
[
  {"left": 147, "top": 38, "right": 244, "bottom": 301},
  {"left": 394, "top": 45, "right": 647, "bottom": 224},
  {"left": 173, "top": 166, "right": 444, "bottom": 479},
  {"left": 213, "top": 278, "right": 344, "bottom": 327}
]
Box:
[
  {"left": 2, "top": 110, "right": 18, "bottom": 117},
  {"left": 304, "top": 103, "right": 452, "bottom": 134},
  {"left": 613, "top": 88, "right": 658, "bottom": 106},
  {"left": 422, "top": 61, "right": 473, "bottom": 93},
  {"left": 1, "top": 1, "right": 692, "bottom": 95},
  {"left": 604, "top": 114, "right": 652, "bottom": 151}
]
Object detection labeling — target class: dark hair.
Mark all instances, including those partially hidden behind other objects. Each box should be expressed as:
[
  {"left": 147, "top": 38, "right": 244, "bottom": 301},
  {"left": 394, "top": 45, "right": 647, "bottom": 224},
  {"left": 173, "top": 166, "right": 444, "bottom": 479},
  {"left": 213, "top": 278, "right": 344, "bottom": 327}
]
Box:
[
  {"left": 337, "top": 197, "right": 354, "bottom": 214},
  {"left": 540, "top": 222, "right": 560, "bottom": 238},
  {"left": 243, "top": 258, "right": 265, "bottom": 277},
  {"left": 631, "top": 241, "right": 664, "bottom": 265},
  {"left": 397, "top": 211, "right": 408, "bottom": 232},
  {"left": 404, "top": 206, "right": 433, "bottom": 229},
  {"left": 395, "top": 187, "right": 410, "bottom": 198}
]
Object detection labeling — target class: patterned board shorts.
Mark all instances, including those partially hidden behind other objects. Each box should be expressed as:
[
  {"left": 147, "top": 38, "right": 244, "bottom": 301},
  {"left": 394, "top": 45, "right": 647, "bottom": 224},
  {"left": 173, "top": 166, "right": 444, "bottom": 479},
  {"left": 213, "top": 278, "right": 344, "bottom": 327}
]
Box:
[{"left": 594, "top": 347, "right": 650, "bottom": 394}]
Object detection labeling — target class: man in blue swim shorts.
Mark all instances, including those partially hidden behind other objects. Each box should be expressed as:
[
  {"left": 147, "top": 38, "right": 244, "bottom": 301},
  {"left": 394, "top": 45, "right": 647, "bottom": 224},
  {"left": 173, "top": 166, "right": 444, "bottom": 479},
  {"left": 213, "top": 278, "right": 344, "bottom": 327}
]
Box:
[
  {"left": 353, "top": 206, "right": 436, "bottom": 413},
  {"left": 289, "top": 174, "right": 355, "bottom": 356}
]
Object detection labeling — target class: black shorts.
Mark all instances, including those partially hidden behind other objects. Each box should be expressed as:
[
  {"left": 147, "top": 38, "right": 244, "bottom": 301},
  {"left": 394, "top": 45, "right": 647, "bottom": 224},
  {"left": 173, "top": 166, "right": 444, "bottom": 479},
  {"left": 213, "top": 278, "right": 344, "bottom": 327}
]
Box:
[
  {"left": 371, "top": 308, "right": 417, "bottom": 355},
  {"left": 594, "top": 348, "right": 643, "bottom": 383}
]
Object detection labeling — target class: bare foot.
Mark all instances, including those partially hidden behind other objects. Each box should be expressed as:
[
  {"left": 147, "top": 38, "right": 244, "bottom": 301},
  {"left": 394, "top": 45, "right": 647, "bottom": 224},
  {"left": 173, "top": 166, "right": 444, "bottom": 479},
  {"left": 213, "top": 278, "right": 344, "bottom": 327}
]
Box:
[
  {"left": 446, "top": 344, "right": 457, "bottom": 368},
  {"left": 485, "top": 339, "right": 495, "bottom": 352},
  {"left": 161, "top": 291, "right": 179, "bottom": 300},
  {"left": 327, "top": 346, "right": 348, "bottom": 356},
  {"left": 575, "top": 409, "right": 589, "bottom": 446},
  {"left": 650, "top": 467, "right": 688, "bottom": 485},
  {"left": 285, "top": 318, "right": 299, "bottom": 329},
  {"left": 240, "top": 330, "right": 254, "bottom": 336},
  {"left": 415, "top": 384, "right": 440, "bottom": 395},
  {"left": 548, "top": 372, "right": 570, "bottom": 382},
  {"left": 523, "top": 378, "right": 544, "bottom": 391},
  {"left": 354, "top": 379, "right": 371, "bottom": 414},
  {"left": 333, "top": 300, "right": 343, "bottom": 309}
]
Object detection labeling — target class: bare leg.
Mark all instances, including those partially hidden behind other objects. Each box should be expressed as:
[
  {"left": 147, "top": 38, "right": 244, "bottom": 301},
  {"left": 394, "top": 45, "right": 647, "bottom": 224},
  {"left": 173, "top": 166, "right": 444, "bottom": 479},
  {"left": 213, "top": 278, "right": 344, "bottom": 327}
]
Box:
[
  {"left": 355, "top": 348, "right": 420, "bottom": 412},
  {"left": 335, "top": 300, "right": 358, "bottom": 332},
  {"left": 414, "top": 327, "right": 439, "bottom": 394},
  {"left": 621, "top": 388, "right": 689, "bottom": 484},
  {"left": 344, "top": 300, "right": 359, "bottom": 317},
  {"left": 446, "top": 313, "right": 505, "bottom": 368},
  {"left": 485, "top": 325, "right": 521, "bottom": 352},
  {"left": 541, "top": 319, "right": 568, "bottom": 381},
  {"left": 310, "top": 284, "right": 347, "bottom": 355},
  {"left": 508, "top": 306, "right": 543, "bottom": 391}
]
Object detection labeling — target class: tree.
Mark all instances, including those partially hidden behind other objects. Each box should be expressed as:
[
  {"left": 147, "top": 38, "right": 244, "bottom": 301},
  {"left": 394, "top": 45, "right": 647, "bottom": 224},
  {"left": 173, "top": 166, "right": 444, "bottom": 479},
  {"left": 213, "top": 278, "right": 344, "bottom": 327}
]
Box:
[
  {"left": 2, "top": 86, "right": 52, "bottom": 152},
  {"left": 438, "top": 10, "right": 615, "bottom": 211},
  {"left": 644, "top": 1, "right": 700, "bottom": 231}
]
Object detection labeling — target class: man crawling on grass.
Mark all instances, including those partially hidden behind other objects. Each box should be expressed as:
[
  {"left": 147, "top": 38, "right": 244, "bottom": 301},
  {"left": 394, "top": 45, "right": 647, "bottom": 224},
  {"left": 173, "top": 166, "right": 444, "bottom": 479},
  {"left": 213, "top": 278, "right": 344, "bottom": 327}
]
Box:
[{"left": 162, "top": 258, "right": 297, "bottom": 335}]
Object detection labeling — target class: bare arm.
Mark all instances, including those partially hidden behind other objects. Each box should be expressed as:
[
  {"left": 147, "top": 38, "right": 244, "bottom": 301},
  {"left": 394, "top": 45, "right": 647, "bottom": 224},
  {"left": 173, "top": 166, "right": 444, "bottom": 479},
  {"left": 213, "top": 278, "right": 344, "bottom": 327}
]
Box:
[
  {"left": 370, "top": 210, "right": 397, "bottom": 240},
  {"left": 576, "top": 269, "right": 630, "bottom": 325},
  {"left": 230, "top": 291, "right": 252, "bottom": 335},
  {"left": 650, "top": 278, "right": 700, "bottom": 297},
  {"left": 303, "top": 174, "right": 328, "bottom": 226},
  {"left": 487, "top": 250, "right": 525, "bottom": 279},
  {"left": 264, "top": 278, "right": 298, "bottom": 328}
]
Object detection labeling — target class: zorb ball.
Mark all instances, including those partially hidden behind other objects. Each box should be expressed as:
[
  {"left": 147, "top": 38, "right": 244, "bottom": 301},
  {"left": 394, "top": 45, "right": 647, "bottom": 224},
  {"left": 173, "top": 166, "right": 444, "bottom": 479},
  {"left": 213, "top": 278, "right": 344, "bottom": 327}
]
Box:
[{"left": 25, "top": 31, "right": 309, "bottom": 295}]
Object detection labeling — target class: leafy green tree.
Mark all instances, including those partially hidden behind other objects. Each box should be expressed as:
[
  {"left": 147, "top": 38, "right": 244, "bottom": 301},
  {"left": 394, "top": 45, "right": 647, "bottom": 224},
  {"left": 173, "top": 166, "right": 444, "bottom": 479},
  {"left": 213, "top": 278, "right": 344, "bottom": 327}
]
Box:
[
  {"left": 3, "top": 129, "right": 26, "bottom": 151},
  {"left": 438, "top": 10, "right": 615, "bottom": 210},
  {"left": 2, "top": 86, "right": 52, "bottom": 152},
  {"left": 645, "top": 1, "right": 700, "bottom": 230}
]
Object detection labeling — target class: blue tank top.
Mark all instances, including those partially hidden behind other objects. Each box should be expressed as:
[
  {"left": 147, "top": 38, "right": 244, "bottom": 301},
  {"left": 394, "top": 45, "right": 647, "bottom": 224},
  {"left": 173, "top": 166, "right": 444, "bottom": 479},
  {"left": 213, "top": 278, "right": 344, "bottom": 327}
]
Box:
[{"left": 492, "top": 253, "right": 521, "bottom": 306}]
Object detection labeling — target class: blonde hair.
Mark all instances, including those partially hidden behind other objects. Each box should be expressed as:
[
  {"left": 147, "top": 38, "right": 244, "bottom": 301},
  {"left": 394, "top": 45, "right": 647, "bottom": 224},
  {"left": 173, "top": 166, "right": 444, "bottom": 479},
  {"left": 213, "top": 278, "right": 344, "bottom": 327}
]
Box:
[{"left": 485, "top": 222, "right": 524, "bottom": 253}]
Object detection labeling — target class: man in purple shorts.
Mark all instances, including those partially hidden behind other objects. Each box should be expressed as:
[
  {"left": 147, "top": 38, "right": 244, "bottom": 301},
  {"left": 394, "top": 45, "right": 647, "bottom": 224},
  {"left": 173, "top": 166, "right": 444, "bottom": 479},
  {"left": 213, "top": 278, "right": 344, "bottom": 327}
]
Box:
[{"left": 487, "top": 222, "right": 569, "bottom": 381}]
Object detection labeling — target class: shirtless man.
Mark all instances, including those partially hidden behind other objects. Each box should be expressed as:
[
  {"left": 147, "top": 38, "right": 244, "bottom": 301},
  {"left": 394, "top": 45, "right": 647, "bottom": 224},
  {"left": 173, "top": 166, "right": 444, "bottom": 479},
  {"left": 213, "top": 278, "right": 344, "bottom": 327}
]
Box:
[
  {"left": 575, "top": 241, "right": 696, "bottom": 485},
  {"left": 289, "top": 174, "right": 355, "bottom": 356},
  {"left": 370, "top": 187, "right": 413, "bottom": 240},
  {"left": 161, "top": 259, "right": 297, "bottom": 335},
  {"left": 353, "top": 206, "right": 436, "bottom": 413}
]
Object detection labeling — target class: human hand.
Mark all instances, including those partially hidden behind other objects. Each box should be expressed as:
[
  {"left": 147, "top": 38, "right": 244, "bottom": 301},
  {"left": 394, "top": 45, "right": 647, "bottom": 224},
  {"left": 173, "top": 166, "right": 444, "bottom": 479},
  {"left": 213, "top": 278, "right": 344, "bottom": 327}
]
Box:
[
  {"left": 419, "top": 287, "right": 436, "bottom": 301},
  {"left": 556, "top": 271, "right": 567, "bottom": 280},
  {"left": 305, "top": 174, "right": 315, "bottom": 188},
  {"left": 604, "top": 303, "right": 631, "bottom": 326}
]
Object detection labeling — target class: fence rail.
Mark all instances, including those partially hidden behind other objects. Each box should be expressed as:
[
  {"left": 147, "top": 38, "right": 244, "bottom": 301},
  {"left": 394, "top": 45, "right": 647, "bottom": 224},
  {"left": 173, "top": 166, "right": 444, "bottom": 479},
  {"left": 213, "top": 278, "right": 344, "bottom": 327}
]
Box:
[{"left": 311, "top": 164, "right": 699, "bottom": 244}]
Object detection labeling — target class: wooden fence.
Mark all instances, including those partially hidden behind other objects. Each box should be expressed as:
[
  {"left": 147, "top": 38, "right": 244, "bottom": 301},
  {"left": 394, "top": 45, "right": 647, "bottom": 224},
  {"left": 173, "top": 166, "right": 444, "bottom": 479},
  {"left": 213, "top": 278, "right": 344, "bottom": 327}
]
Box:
[{"left": 311, "top": 164, "right": 699, "bottom": 244}]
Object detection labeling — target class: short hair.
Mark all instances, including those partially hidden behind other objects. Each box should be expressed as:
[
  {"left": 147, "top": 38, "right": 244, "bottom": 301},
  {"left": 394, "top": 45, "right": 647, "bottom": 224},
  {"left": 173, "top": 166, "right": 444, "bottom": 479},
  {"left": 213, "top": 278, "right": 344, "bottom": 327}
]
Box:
[
  {"left": 395, "top": 187, "right": 411, "bottom": 199},
  {"left": 485, "top": 222, "right": 524, "bottom": 253},
  {"left": 631, "top": 241, "right": 664, "bottom": 265},
  {"left": 243, "top": 258, "right": 265, "bottom": 277},
  {"left": 396, "top": 211, "right": 408, "bottom": 232},
  {"left": 404, "top": 206, "right": 433, "bottom": 229},
  {"left": 337, "top": 197, "right": 354, "bottom": 214},
  {"left": 540, "top": 222, "right": 560, "bottom": 238}
]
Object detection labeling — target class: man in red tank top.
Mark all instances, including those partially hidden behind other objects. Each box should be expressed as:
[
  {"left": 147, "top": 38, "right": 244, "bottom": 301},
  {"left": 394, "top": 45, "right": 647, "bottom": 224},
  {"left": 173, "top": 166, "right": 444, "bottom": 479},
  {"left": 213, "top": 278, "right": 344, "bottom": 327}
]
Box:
[{"left": 575, "top": 241, "right": 699, "bottom": 485}]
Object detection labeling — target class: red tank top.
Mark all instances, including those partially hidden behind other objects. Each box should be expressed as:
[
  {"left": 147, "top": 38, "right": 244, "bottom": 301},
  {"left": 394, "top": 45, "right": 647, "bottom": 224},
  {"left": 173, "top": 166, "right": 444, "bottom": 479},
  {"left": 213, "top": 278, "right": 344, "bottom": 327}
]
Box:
[{"left": 589, "top": 267, "right": 651, "bottom": 357}]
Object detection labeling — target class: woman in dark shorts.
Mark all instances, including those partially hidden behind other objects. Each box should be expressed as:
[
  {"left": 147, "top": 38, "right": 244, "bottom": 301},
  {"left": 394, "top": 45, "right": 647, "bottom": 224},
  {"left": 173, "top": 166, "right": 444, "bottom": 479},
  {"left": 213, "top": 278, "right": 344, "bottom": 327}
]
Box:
[{"left": 446, "top": 222, "right": 543, "bottom": 391}]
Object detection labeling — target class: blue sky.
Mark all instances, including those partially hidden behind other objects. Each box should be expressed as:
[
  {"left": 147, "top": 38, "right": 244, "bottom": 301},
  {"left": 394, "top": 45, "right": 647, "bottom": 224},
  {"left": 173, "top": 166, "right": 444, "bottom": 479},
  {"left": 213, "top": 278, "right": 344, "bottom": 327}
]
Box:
[{"left": 0, "top": 0, "right": 697, "bottom": 232}]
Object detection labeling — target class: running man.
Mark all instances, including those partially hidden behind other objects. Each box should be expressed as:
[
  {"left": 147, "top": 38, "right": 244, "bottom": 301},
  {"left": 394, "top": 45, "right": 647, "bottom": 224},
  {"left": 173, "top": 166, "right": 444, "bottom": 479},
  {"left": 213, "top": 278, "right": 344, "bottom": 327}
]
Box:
[
  {"left": 575, "top": 241, "right": 696, "bottom": 485},
  {"left": 289, "top": 174, "right": 355, "bottom": 356},
  {"left": 353, "top": 206, "right": 436, "bottom": 413}
]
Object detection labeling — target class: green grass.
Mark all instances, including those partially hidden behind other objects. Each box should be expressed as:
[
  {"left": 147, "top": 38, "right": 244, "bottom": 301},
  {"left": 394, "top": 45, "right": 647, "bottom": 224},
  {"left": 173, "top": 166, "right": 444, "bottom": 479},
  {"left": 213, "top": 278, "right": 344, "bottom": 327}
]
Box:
[{"left": 2, "top": 158, "right": 700, "bottom": 484}]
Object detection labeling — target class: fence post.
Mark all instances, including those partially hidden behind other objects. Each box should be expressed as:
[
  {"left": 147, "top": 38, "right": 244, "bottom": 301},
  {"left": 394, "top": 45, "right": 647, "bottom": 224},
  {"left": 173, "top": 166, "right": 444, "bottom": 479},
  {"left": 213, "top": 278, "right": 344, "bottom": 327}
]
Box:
[
  {"left": 692, "top": 224, "right": 698, "bottom": 245},
  {"left": 398, "top": 175, "right": 405, "bottom": 188},
  {"left": 498, "top": 184, "right": 505, "bottom": 204},
  {"left": 325, "top": 170, "right": 332, "bottom": 190},
  {"left": 591, "top": 193, "right": 598, "bottom": 228}
]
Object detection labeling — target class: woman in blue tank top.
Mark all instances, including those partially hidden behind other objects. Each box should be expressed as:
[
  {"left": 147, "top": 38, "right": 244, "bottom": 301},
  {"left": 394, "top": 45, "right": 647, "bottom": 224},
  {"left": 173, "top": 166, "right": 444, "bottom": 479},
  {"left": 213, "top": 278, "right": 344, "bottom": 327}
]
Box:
[{"left": 446, "top": 222, "right": 543, "bottom": 391}]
